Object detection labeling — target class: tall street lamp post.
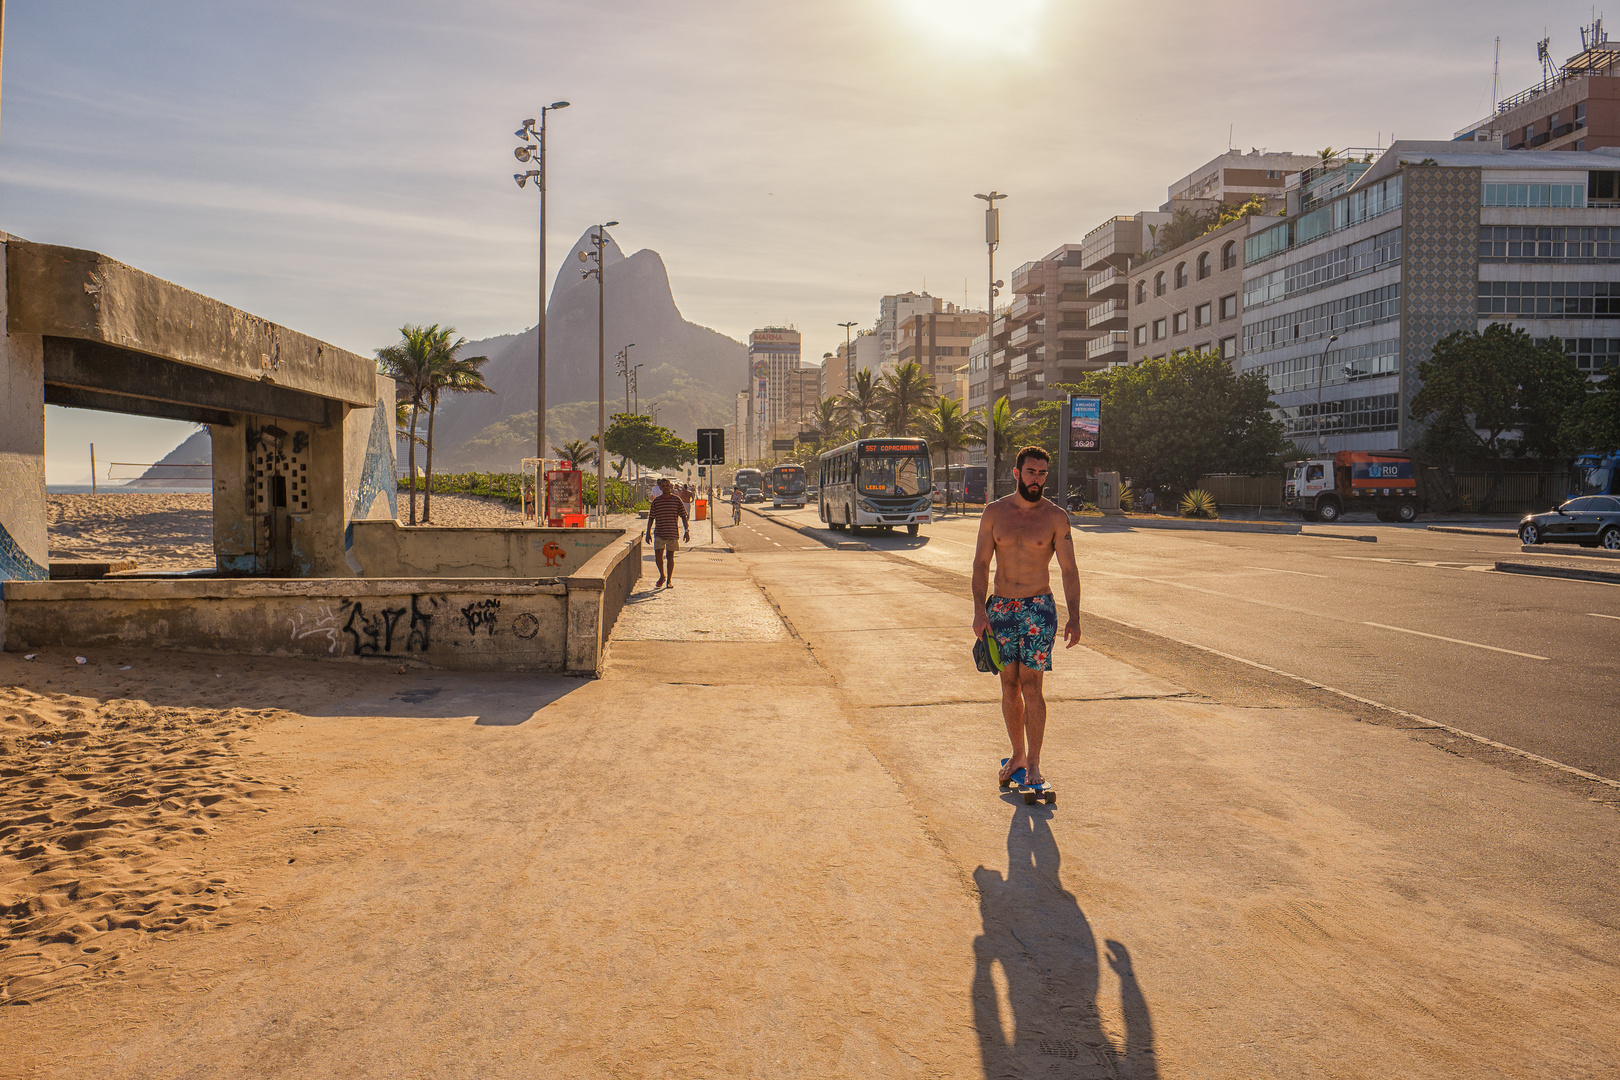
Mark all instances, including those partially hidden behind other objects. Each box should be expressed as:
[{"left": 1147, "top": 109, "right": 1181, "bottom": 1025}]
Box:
[
  {"left": 615, "top": 343, "right": 636, "bottom": 413},
  {"left": 513, "top": 101, "right": 570, "bottom": 461},
  {"left": 974, "top": 191, "right": 1006, "bottom": 489},
  {"left": 1311, "top": 333, "right": 1340, "bottom": 453},
  {"left": 579, "top": 221, "right": 619, "bottom": 525},
  {"left": 838, "top": 321, "right": 858, "bottom": 393}
]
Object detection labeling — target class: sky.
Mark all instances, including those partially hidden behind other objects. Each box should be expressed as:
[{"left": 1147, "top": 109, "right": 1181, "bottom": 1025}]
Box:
[{"left": 1, "top": 0, "right": 1589, "bottom": 481}]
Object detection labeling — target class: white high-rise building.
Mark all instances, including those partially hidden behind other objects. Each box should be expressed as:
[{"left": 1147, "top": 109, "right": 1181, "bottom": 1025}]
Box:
[{"left": 748, "top": 327, "right": 801, "bottom": 457}]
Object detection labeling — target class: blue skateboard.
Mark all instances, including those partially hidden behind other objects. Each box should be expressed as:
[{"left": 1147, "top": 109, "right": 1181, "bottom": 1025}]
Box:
[{"left": 1001, "top": 758, "right": 1056, "bottom": 805}]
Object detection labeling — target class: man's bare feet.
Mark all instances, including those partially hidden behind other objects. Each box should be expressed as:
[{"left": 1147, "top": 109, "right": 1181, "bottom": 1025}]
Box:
[
  {"left": 998, "top": 758, "right": 1027, "bottom": 784},
  {"left": 653, "top": 578, "right": 665, "bottom": 589},
  {"left": 1024, "top": 766, "right": 1045, "bottom": 786}
]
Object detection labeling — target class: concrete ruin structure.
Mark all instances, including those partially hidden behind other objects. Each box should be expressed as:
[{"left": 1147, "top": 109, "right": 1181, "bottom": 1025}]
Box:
[{"left": 0, "top": 235, "right": 638, "bottom": 673}]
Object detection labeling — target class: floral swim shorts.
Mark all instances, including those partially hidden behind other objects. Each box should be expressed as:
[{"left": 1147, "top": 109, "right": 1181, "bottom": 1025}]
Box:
[{"left": 985, "top": 593, "right": 1057, "bottom": 672}]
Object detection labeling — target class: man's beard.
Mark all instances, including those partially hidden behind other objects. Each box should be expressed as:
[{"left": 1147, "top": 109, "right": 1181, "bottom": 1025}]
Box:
[{"left": 1016, "top": 478, "right": 1044, "bottom": 503}]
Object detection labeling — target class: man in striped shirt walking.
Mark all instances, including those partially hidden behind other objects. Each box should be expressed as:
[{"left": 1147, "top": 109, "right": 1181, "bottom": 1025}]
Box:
[{"left": 645, "top": 477, "right": 690, "bottom": 588}]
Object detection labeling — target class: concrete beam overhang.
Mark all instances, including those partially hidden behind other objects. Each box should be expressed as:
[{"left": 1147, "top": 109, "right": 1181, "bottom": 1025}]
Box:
[
  {"left": 44, "top": 384, "right": 235, "bottom": 428},
  {"left": 7, "top": 241, "right": 376, "bottom": 407},
  {"left": 44, "top": 336, "right": 333, "bottom": 427}
]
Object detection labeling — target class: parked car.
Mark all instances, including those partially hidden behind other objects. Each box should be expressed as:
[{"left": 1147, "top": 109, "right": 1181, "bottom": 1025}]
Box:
[{"left": 1519, "top": 495, "right": 1620, "bottom": 549}]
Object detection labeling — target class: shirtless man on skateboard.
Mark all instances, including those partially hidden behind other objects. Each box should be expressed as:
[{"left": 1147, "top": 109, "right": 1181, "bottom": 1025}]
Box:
[{"left": 971, "top": 446, "right": 1082, "bottom": 796}]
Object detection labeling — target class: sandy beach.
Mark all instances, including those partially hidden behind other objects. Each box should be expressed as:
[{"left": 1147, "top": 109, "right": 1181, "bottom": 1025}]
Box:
[{"left": 44, "top": 491, "right": 533, "bottom": 573}]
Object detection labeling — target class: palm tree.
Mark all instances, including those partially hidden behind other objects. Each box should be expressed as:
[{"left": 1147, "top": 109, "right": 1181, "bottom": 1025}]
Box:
[
  {"left": 396, "top": 401, "right": 426, "bottom": 449},
  {"left": 875, "top": 360, "right": 937, "bottom": 436},
  {"left": 982, "top": 396, "right": 1036, "bottom": 497},
  {"left": 920, "top": 396, "right": 978, "bottom": 512},
  {"left": 839, "top": 368, "right": 882, "bottom": 437},
  {"left": 806, "top": 396, "right": 851, "bottom": 449},
  {"left": 376, "top": 324, "right": 440, "bottom": 525},
  {"left": 552, "top": 439, "right": 598, "bottom": 468},
  {"left": 420, "top": 327, "right": 492, "bottom": 523}
]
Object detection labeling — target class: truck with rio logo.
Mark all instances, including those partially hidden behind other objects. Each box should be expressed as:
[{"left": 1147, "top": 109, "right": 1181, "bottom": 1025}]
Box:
[{"left": 1284, "top": 450, "right": 1431, "bottom": 523}]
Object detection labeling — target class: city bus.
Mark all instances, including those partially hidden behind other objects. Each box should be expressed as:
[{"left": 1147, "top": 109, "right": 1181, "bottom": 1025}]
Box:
[
  {"left": 940, "top": 464, "right": 987, "bottom": 504},
  {"left": 733, "top": 467, "right": 765, "bottom": 502},
  {"left": 770, "top": 464, "right": 807, "bottom": 508},
  {"left": 818, "top": 437, "right": 932, "bottom": 536}
]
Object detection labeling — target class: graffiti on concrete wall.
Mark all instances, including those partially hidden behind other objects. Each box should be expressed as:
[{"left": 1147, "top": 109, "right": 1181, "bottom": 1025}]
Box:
[
  {"left": 461, "top": 598, "right": 500, "bottom": 636},
  {"left": 288, "top": 601, "right": 343, "bottom": 653},
  {"left": 340, "top": 593, "right": 440, "bottom": 655}
]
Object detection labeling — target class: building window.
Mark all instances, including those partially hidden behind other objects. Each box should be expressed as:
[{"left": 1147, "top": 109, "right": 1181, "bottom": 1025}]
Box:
[
  {"left": 1577, "top": 139, "right": 1588, "bottom": 151},
  {"left": 1172, "top": 311, "right": 1189, "bottom": 334},
  {"left": 1133, "top": 325, "right": 1147, "bottom": 346},
  {"left": 1197, "top": 252, "right": 1211, "bottom": 280},
  {"left": 1195, "top": 302, "right": 1212, "bottom": 327},
  {"left": 1220, "top": 336, "right": 1237, "bottom": 360},
  {"left": 1577, "top": 102, "right": 1587, "bottom": 128},
  {"left": 1220, "top": 294, "right": 1238, "bottom": 319},
  {"left": 1136, "top": 281, "right": 1146, "bottom": 304},
  {"left": 1591, "top": 171, "right": 1620, "bottom": 203},
  {"left": 1152, "top": 318, "right": 1167, "bottom": 340},
  {"left": 1482, "top": 182, "right": 1586, "bottom": 207},
  {"left": 1222, "top": 240, "right": 1238, "bottom": 270},
  {"left": 1477, "top": 279, "right": 1620, "bottom": 317},
  {"left": 1175, "top": 262, "right": 1189, "bottom": 288},
  {"left": 1154, "top": 272, "right": 1166, "bottom": 297},
  {"left": 1551, "top": 111, "right": 1561, "bottom": 129},
  {"left": 1558, "top": 336, "right": 1620, "bottom": 370}
]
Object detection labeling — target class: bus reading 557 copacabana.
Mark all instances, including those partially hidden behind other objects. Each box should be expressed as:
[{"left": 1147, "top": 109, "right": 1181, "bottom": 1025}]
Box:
[{"left": 818, "top": 438, "right": 932, "bottom": 536}]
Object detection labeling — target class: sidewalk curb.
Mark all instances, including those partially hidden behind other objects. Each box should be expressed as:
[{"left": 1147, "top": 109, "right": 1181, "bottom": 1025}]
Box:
[
  {"left": 1303, "top": 531, "right": 1379, "bottom": 543},
  {"left": 1429, "top": 526, "right": 1518, "bottom": 537},
  {"left": 1074, "top": 515, "right": 1302, "bottom": 536},
  {"left": 1520, "top": 544, "right": 1620, "bottom": 560},
  {"left": 743, "top": 506, "right": 870, "bottom": 550},
  {"left": 1494, "top": 560, "right": 1620, "bottom": 584}
]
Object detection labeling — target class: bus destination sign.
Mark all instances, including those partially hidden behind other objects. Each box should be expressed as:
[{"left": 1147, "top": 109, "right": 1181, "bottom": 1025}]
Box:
[{"left": 862, "top": 441, "right": 926, "bottom": 454}]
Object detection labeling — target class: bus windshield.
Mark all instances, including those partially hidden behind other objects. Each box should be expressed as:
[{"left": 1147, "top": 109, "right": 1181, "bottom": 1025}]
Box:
[
  {"left": 860, "top": 454, "right": 930, "bottom": 496},
  {"left": 772, "top": 466, "right": 805, "bottom": 493}
]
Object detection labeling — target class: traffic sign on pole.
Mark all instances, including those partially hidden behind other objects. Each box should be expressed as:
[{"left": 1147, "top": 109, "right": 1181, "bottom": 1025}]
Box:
[{"left": 697, "top": 428, "right": 724, "bottom": 465}]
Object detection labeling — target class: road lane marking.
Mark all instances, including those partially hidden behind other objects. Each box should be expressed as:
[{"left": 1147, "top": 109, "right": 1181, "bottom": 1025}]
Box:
[
  {"left": 1092, "top": 610, "right": 1618, "bottom": 792},
  {"left": 1590, "top": 612, "right": 1620, "bottom": 621},
  {"left": 1242, "top": 565, "right": 1326, "bottom": 578},
  {"left": 1070, "top": 566, "right": 1555, "bottom": 659},
  {"left": 1361, "top": 621, "right": 1549, "bottom": 661}
]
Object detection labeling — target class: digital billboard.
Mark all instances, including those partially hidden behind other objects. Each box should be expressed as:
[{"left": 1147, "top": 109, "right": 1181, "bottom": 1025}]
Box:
[{"left": 1068, "top": 395, "right": 1100, "bottom": 452}]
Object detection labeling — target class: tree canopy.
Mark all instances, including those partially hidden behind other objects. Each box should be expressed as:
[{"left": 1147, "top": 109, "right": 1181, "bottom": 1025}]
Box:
[
  {"left": 602, "top": 413, "right": 696, "bottom": 472},
  {"left": 1041, "top": 349, "right": 1290, "bottom": 491},
  {"left": 1410, "top": 324, "right": 1588, "bottom": 464},
  {"left": 1562, "top": 363, "right": 1620, "bottom": 453}
]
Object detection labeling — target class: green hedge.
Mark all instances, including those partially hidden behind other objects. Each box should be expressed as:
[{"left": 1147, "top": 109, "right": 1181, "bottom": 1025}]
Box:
[{"left": 397, "top": 471, "right": 640, "bottom": 513}]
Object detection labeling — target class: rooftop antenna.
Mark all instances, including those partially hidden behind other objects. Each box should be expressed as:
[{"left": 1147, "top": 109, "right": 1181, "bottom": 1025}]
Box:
[
  {"left": 1492, "top": 36, "right": 1500, "bottom": 114},
  {"left": 1228, "top": 123, "right": 1234, "bottom": 150},
  {"left": 1538, "top": 33, "right": 1556, "bottom": 88}
]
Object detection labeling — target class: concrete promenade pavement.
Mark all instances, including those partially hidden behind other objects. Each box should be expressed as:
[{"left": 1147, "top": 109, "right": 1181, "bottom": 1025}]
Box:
[{"left": 5, "top": 538, "right": 1619, "bottom": 1078}]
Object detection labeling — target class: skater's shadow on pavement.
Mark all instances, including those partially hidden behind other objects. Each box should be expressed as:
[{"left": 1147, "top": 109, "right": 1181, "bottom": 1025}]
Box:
[{"left": 973, "top": 804, "right": 1158, "bottom": 1078}]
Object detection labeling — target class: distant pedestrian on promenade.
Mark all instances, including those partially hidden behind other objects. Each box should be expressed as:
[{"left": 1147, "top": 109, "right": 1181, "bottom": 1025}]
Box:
[
  {"left": 646, "top": 477, "right": 690, "bottom": 588},
  {"left": 972, "top": 446, "right": 1081, "bottom": 790}
]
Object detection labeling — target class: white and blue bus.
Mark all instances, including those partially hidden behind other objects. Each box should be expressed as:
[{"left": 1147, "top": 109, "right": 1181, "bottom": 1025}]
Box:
[{"left": 818, "top": 437, "right": 932, "bottom": 536}]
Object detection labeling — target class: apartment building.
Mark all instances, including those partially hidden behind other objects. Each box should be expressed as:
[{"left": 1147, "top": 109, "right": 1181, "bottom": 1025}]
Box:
[
  {"left": 878, "top": 292, "right": 943, "bottom": 363},
  {"left": 1239, "top": 140, "right": 1620, "bottom": 453},
  {"left": 894, "top": 307, "right": 989, "bottom": 400},
  {"left": 747, "top": 326, "right": 800, "bottom": 458},
  {"left": 1163, "top": 149, "right": 1321, "bottom": 210},
  {"left": 1455, "top": 23, "right": 1620, "bottom": 152},
  {"left": 1126, "top": 217, "right": 1249, "bottom": 367}
]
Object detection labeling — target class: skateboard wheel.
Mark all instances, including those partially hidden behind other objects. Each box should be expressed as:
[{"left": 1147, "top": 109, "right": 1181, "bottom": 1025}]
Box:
[
  {"left": 1023, "top": 791, "right": 1036, "bottom": 805},
  {"left": 1044, "top": 792, "right": 1057, "bottom": 805}
]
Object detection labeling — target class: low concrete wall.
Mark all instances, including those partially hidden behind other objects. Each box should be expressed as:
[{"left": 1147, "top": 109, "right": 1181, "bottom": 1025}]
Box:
[
  {"left": 2, "top": 534, "right": 643, "bottom": 674},
  {"left": 346, "top": 519, "right": 621, "bottom": 579}
]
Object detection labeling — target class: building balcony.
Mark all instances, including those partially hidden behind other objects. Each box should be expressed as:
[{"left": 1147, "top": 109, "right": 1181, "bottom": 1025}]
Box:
[
  {"left": 1010, "top": 260, "right": 1040, "bottom": 294},
  {"left": 1086, "top": 300, "right": 1127, "bottom": 330},
  {"left": 1086, "top": 265, "right": 1128, "bottom": 299},
  {"left": 1086, "top": 330, "right": 1130, "bottom": 361},
  {"left": 1055, "top": 321, "right": 1093, "bottom": 338},
  {"left": 1057, "top": 265, "right": 1089, "bottom": 284},
  {"left": 1008, "top": 292, "right": 1045, "bottom": 321},
  {"left": 1008, "top": 321, "right": 1045, "bottom": 349}
]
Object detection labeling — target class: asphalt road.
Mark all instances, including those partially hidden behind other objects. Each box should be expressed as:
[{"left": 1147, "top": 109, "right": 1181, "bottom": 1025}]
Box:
[{"left": 721, "top": 506, "right": 1620, "bottom": 784}]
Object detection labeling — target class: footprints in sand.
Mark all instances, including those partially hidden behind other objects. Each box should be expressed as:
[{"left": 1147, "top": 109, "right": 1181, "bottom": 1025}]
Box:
[{"left": 0, "top": 689, "right": 287, "bottom": 1006}]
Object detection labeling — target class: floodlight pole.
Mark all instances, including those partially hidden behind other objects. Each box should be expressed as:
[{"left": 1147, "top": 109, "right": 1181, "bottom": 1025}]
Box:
[
  {"left": 514, "top": 102, "right": 569, "bottom": 462},
  {"left": 838, "top": 321, "right": 858, "bottom": 393},
  {"left": 975, "top": 191, "right": 1006, "bottom": 493},
  {"left": 1312, "top": 333, "right": 1340, "bottom": 454}
]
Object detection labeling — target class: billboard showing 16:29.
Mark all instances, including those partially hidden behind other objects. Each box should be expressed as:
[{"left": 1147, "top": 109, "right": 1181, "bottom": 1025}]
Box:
[{"left": 1068, "top": 395, "right": 1100, "bottom": 452}]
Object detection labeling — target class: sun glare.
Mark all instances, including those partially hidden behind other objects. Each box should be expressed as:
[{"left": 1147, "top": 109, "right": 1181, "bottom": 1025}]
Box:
[{"left": 892, "top": 0, "right": 1048, "bottom": 56}]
